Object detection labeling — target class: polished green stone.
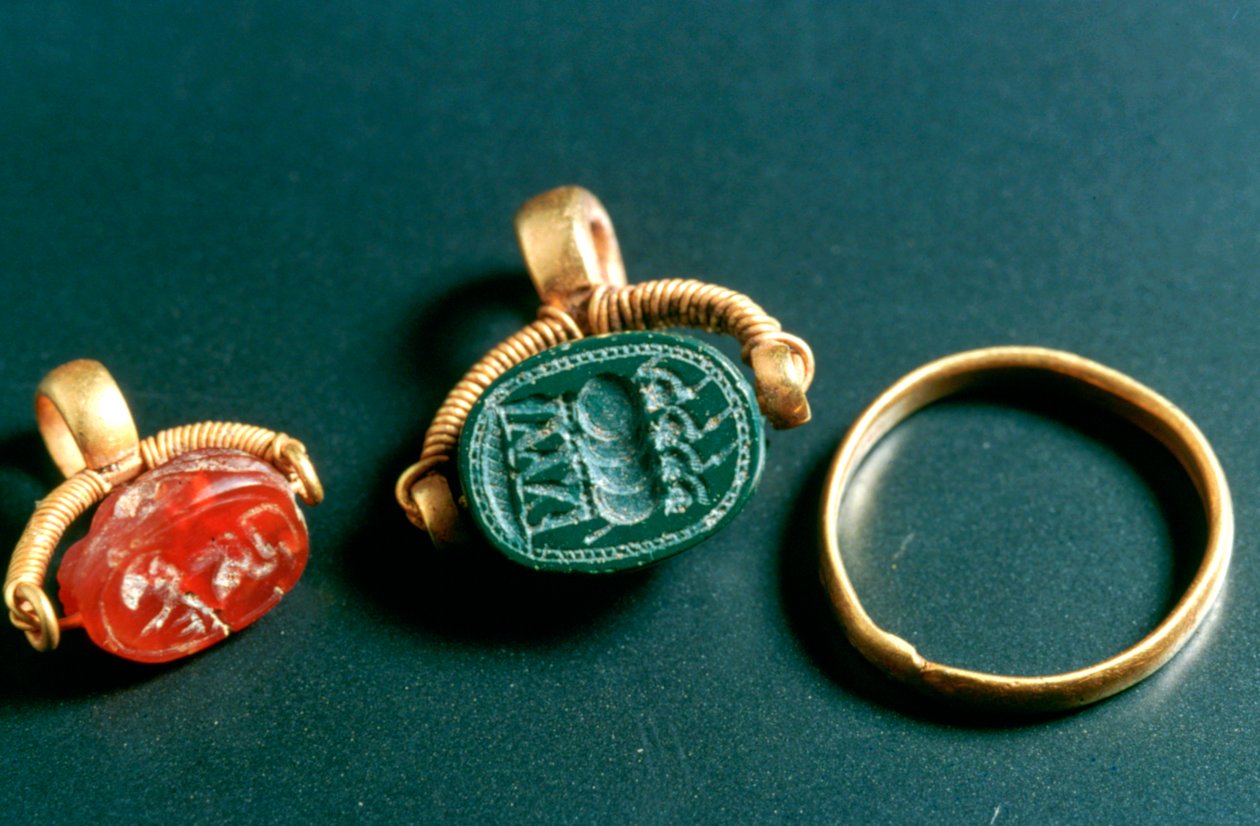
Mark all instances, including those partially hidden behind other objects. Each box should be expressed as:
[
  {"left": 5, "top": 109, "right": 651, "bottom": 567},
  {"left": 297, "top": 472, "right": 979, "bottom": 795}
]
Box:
[{"left": 458, "top": 331, "right": 765, "bottom": 573}]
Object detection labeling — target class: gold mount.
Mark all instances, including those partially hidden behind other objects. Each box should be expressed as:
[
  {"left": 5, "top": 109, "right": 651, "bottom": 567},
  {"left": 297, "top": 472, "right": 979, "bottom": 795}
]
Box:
[{"left": 397, "top": 185, "right": 815, "bottom": 544}]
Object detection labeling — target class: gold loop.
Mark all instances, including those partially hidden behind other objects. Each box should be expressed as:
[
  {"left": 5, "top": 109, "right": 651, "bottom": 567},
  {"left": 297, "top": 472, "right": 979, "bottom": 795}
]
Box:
[
  {"left": 277, "top": 440, "right": 324, "bottom": 506},
  {"left": 395, "top": 461, "right": 429, "bottom": 529},
  {"left": 749, "top": 333, "right": 815, "bottom": 429},
  {"left": 515, "top": 185, "right": 627, "bottom": 311},
  {"left": 819, "top": 346, "right": 1233, "bottom": 712},
  {"left": 410, "top": 473, "right": 465, "bottom": 547},
  {"left": 10, "top": 582, "right": 60, "bottom": 651},
  {"left": 755, "top": 331, "right": 815, "bottom": 390},
  {"left": 395, "top": 458, "right": 443, "bottom": 528},
  {"left": 35, "top": 359, "right": 141, "bottom": 484}
]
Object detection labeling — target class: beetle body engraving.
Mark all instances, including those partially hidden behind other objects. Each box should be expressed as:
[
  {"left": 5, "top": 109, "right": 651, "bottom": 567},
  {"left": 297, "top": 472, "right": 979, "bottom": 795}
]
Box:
[{"left": 461, "top": 332, "right": 764, "bottom": 572}]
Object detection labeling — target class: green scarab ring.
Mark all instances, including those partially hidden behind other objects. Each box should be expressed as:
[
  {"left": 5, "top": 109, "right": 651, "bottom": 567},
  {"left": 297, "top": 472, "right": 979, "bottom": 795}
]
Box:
[{"left": 396, "top": 185, "right": 814, "bottom": 573}]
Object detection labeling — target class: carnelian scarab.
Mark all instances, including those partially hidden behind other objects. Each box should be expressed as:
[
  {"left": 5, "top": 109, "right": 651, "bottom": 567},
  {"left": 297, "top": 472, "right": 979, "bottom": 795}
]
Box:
[
  {"left": 3, "top": 359, "right": 323, "bottom": 661},
  {"left": 58, "top": 449, "right": 308, "bottom": 663}
]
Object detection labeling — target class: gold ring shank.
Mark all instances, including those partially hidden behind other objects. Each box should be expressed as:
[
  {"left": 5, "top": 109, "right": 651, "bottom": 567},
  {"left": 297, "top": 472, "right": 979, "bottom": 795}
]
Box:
[{"left": 819, "top": 346, "right": 1233, "bottom": 712}]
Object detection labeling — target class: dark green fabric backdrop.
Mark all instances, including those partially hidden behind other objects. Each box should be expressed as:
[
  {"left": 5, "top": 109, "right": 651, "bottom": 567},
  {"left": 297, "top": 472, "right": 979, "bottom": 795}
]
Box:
[{"left": 2, "top": 3, "right": 1258, "bottom": 822}]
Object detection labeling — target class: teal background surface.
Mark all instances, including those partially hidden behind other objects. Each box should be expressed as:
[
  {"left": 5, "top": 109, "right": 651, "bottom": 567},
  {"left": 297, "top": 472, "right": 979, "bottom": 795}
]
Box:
[{"left": 2, "top": 3, "right": 1258, "bottom": 822}]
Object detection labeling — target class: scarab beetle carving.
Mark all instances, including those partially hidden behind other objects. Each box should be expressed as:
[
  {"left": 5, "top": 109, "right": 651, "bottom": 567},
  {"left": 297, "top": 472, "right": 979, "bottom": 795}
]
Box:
[
  {"left": 460, "top": 331, "right": 764, "bottom": 572},
  {"left": 572, "top": 373, "right": 657, "bottom": 537}
]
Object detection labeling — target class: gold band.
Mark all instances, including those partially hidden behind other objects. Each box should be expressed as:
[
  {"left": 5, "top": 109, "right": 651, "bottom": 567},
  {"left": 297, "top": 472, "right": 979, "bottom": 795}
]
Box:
[{"left": 819, "top": 346, "right": 1233, "bottom": 712}]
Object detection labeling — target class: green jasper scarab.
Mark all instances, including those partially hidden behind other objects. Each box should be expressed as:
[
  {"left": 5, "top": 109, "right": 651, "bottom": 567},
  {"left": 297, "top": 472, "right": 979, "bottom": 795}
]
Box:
[{"left": 458, "top": 331, "right": 765, "bottom": 573}]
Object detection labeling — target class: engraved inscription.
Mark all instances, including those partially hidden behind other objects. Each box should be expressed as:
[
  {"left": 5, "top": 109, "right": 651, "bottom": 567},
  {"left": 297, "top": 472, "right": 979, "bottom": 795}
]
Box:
[
  {"left": 460, "top": 332, "right": 765, "bottom": 572},
  {"left": 113, "top": 502, "right": 300, "bottom": 642},
  {"left": 57, "top": 448, "right": 309, "bottom": 663}
]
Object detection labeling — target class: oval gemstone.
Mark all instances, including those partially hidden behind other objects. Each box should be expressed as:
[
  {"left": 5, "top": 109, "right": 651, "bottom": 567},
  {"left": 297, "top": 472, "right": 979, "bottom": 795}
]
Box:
[
  {"left": 57, "top": 448, "right": 308, "bottom": 663},
  {"left": 459, "top": 331, "right": 765, "bottom": 572}
]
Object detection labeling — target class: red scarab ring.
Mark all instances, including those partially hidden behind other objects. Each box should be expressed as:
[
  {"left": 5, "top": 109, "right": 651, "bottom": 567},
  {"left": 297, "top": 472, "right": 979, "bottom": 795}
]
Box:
[{"left": 4, "top": 360, "right": 323, "bottom": 663}]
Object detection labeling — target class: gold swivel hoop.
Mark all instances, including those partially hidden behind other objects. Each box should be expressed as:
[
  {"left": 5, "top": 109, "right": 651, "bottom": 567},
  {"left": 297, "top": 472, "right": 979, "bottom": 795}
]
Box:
[{"left": 819, "top": 346, "right": 1233, "bottom": 712}]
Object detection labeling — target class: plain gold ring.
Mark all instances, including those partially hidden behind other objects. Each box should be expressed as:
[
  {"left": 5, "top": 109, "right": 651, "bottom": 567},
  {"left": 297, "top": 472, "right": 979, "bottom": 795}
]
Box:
[{"left": 819, "top": 346, "right": 1233, "bottom": 712}]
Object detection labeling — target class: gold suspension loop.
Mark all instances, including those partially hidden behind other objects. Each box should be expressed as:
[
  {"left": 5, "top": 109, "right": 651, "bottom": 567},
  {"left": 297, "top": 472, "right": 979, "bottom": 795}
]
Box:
[
  {"left": 35, "top": 359, "right": 141, "bottom": 484},
  {"left": 819, "top": 346, "right": 1233, "bottom": 712},
  {"left": 515, "top": 185, "right": 628, "bottom": 310}
]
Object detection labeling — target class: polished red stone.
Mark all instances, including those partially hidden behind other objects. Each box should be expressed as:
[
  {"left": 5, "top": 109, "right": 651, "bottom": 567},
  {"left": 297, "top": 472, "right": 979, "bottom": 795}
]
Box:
[{"left": 58, "top": 448, "right": 308, "bottom": 663}]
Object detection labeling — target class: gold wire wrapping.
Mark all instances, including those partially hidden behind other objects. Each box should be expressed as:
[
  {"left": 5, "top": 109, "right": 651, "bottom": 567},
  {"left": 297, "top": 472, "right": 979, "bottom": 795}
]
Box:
[
  {"left": 4, "top": 469, "right": 111, "bottom": 650},
  {"left": 397, "top": 308, "right": 585, "bottom": 499},
  {"left": 4, "top": 421, "right": 322, "bottom": 652},
  {"left": 586, "top": 279, "right": 815, "bottom": 379},
  {"left": 396, "top": 278, "right": 814, "bottom": 528},
  {"left": 139, "top": 422, "right": 323, "bottom": 505}
]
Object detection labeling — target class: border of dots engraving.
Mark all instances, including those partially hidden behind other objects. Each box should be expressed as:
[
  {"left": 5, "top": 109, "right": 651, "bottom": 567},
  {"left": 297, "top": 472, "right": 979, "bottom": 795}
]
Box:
[{"left": 465, "top": 338, "right": 755, "bottom": 565}]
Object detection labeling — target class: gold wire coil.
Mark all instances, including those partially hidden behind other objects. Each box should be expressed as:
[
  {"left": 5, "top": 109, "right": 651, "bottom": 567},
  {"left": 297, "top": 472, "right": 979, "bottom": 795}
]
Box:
[
  {"left": 587, "top": 279, "right": 815, "bottom": 385},
  {"left": 5, "top": 469, "right": 111, "bottom": 651},
  {"left": 400, "top": 310, "right": 584, "bottom": 491},
  {"left": 4, "top": 421, "right": 322, "bottom": 653},
  {"left": 139, "top": 421, "right": 324, "bottom": 505}
]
